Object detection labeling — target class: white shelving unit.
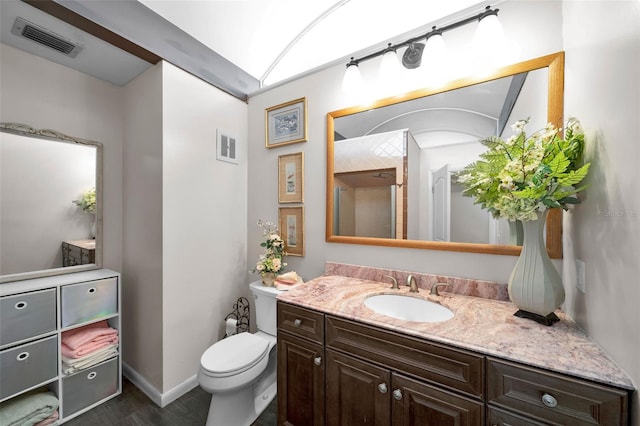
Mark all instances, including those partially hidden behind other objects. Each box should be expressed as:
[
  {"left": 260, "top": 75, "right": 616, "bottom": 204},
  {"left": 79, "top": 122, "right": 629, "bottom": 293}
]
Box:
[{"left": 0, "top": 269, "right": 121, "bottom": 423}]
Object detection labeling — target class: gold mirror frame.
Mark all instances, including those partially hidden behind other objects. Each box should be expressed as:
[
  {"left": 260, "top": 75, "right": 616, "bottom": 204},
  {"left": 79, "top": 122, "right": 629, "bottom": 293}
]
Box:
[{"left": 326, "top": 52, "right": 564, "bottom": 258}]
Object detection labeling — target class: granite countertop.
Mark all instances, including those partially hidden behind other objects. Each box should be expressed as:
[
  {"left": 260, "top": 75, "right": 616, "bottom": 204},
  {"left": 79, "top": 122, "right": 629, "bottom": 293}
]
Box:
[{"left": 277, "top": 274, "right": 634, "bottom": 390}]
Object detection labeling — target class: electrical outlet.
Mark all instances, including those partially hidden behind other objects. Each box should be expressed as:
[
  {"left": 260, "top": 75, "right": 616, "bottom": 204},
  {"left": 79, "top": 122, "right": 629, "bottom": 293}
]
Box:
[{"left": 576, "top": 259, "right": 586, "bottom": 293}]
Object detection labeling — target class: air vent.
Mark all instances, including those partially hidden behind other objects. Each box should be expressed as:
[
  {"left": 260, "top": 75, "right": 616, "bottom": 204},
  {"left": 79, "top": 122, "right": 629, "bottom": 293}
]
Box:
[{"left": 11, "top": 17, "right": 83, "bottom": 58}]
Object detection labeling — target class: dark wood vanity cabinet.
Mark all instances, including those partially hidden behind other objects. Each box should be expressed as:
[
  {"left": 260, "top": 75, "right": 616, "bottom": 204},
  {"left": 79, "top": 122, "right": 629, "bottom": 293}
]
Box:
[
  {"left": 326, "top": 349, "right": 483, "bottom": 426},
  {"left": 277, "top": 303, "right": 325, "bottom": 426},
  {"left": 277, "top": 301, "right": 631, "bottom": 426},
  {"left": 487, "top": 358, "right": 629, "bottom": 425},
  {"left": 326, "top": 350, "right": 391, "bottom": 426}
]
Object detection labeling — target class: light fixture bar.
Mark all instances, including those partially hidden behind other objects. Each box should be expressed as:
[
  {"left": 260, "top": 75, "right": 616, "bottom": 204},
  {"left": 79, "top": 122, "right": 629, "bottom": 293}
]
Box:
[{"left": 345, "top": 5, "right": 499, "bottom": 68}]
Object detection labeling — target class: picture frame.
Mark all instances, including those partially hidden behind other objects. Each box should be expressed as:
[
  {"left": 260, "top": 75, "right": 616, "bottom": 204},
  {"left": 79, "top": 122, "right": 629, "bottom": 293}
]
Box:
[
  {"left": 278, "top": 152, "right": 304, "bottom": 203},
  {"left": 279, "top": 206, "right": 304, "bottom": 257},
  {"left": 265, "top": 97, "right": 307, "bottom": 148}
]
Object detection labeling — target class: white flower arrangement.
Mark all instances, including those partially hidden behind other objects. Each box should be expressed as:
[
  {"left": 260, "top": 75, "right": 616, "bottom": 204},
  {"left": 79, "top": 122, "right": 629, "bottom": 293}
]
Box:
[
  {"left": 252, "top": 220, "right": 287, "bottom": 274},
  {"left": 457, "top": 117, "right": 590, "bottom": 221},
  {"left": 72, "top": 187, "right": 96, "bottom": 214}
]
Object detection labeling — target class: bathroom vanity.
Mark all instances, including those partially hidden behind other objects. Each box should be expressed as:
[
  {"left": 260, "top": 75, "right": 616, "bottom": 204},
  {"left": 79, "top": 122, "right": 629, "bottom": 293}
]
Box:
[
  {"left": 0, "top": 269, "right": 121, "bottom": 423},
  {"left": 276, "top": 272, "right": 634, "bottom": 426}
]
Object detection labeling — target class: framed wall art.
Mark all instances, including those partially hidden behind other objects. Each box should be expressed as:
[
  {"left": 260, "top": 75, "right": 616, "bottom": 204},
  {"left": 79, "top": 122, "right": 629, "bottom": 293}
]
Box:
[
  {"left": 279, "top": 206, "right": 304, "bottom": 256},
  {"left": 278, "top": 152, "right": 304, "bottom": 203},
  {"left": 265, "top": 97, "right": 307, "bottom": 148}
]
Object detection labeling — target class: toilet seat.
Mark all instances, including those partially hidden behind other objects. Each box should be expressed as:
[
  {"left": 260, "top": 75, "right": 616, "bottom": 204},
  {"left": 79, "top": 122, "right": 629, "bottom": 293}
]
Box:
[{"left": 200, "top": 332, "right": 269, "bottom": 378}]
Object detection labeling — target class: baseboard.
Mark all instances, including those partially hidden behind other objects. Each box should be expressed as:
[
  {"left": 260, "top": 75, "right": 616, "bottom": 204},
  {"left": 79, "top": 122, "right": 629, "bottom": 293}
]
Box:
[{"left": 122, "top": 362, "right": 200, "bottom": 408}]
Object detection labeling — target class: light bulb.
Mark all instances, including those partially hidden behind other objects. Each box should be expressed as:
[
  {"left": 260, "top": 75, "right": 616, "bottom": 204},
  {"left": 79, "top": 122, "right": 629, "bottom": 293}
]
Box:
[
  {"left": 422, "top": 33, "right": 448, "bottom": 87},
  {"left": 379, "top": 49, "right": 401, "bottom": 83},
  {"left": 342, "top": 63, "right": 362, "bottom": 93},
  {"left": 424, "top": 33, "right": 446, "bottom": 59},
  {"left": 474, "top": 14, "right": 504, "bottom": 47}
]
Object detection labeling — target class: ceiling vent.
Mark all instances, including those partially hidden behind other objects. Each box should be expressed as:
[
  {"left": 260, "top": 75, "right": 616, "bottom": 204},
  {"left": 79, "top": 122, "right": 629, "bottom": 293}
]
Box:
[{"left": 11, "top": 17, "right": 83, "bottom": 58}]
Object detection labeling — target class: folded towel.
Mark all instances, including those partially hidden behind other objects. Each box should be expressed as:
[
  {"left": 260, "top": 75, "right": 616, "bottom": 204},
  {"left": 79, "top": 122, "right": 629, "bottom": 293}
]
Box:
[
  {"left": 61, "top": 320, "right": 118, "bottom": 350},
  {"left": 62, "top": 344, "right": 118, "bottom": 374},
  {"left": 275, "top": 271, "right": 304, "bottom": 291},
  {"left": 62, "top": 335, "right": 118, "bottom": 359},
  {"left": 33, "top": 409, "right": 58, "bottom": 426},
  {"left": 0, "top": 391, "right": 58, "bottom": 426}
]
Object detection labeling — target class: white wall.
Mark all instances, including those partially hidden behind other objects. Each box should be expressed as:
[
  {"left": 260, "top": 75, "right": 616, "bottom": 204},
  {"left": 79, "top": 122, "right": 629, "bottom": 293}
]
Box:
[
  {"left": 122, "top": 63, "right": 164, "bottom": 391},
  {"left": 122, "top": 61, "right": 249, "bottom": 397},
  {"left": 161, "top": 61, "right": 249, "bottom": 392},
  {"left": 561, "top": 1, "right": 640, "bottom": 421},
  {"left": 0, "top": 43, "right": 124, "bottom": 275}
]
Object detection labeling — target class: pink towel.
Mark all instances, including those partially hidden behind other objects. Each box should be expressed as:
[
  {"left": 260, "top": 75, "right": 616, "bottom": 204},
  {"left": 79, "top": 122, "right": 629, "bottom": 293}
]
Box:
[
  {"left": 61, "top": 336, "right": 118, "bottom": 358},
  {"left": 62, "top": 320, "right": 117, "bottom": 350},
  {"left": 61, "top": 320, "right": 119, "bottom": 358}
]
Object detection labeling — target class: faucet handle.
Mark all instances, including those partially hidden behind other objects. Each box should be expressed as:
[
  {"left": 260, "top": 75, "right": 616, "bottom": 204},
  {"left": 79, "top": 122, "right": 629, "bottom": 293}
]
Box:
[
  {"left": 407, "top": 275, "right": 419, "bottom": 293},
  {"left": 384, "top": 275, "right": 399, "bottom": 289},
  {"left": 430, "top": 282, "right": 450, "bottom": 296}
]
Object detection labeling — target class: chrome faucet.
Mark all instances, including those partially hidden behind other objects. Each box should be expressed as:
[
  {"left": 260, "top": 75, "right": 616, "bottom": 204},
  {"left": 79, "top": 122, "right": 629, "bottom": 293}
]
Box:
[
  {"left": 430, "top": 282, "right": 450, "bottom": 296},
  {"left": 406, "top": 275, "right": 419, "bottom": 293},
  {"left": 384, "top": 275, "right": 399, "bottom": 290}
]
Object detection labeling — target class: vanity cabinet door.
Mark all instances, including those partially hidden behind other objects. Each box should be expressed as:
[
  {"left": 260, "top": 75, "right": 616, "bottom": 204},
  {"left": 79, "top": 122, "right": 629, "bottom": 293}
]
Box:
[
  {"left": 391, "top": 374, "right": 484, "bottom": 426},
  {"left": 326, "top": 349, "right": 391, "bottom": 426},
  {"left": 277, "top": 332, "right": 324, "bottom": 426}
]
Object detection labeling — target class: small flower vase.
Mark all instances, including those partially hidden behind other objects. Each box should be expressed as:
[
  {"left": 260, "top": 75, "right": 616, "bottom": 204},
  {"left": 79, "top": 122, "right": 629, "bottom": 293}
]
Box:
[
  {"left": 89, "top": 218, "right": 96, "bottom": 240},
  {"left": 508, "top": 210, "right": 564, "bottom": 325},
  {"left": 261, "top": 272, "right": 276, "bottom": 287}
]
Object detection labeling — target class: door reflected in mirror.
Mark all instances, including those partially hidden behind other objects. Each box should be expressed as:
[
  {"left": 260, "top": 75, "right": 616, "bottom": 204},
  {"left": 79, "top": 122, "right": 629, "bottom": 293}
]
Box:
[
  {"left": 1, "top": 124, "right": 103, "bottom": 282},
  {"left": 327, "top": 52, "right": 564, "bottom": 258}
]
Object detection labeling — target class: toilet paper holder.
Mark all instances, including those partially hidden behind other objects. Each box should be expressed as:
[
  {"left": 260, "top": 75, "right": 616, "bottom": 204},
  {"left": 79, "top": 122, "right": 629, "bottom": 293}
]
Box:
[{"left": 224, "top": 297, "right": 250, "bottom": 337}]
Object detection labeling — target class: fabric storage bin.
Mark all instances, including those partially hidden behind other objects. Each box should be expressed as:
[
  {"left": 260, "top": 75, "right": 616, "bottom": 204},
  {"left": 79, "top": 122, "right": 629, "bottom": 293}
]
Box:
[
  {"left": 61, "top": 357, "right": 118, "bottom": 417},
  {"left": 61, "top": 278, "right": 117, "bottom": 327},
  {"left": 0, "top": 288, "right": 56, "bottom": 348},
  {"left": 0, "top": 335, "right": 58, "bottom": 401}
]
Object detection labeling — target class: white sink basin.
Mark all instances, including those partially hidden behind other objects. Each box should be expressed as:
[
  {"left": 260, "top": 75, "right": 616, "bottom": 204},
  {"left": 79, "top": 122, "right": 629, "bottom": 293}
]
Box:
[{"left": 364, "top": 294, "right": 454, "bottom": 323}]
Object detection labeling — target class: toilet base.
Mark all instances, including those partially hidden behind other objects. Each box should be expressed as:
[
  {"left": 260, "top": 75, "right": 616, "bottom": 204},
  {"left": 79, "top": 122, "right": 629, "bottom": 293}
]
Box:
[
  {"left": 204, "top": 346, "right": 277, "bottom": 426},
  {"left": 206, "top": 386, "right": 257, "bottom": 426}
]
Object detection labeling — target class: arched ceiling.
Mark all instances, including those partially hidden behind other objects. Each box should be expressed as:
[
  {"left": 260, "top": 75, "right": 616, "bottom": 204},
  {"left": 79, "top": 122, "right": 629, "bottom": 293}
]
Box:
[
  {"left": 1, "top": 0, "right": 494, "bottom": 99},
  {"left": 138, "top": 0, "right": 488, "bottom": 87}
]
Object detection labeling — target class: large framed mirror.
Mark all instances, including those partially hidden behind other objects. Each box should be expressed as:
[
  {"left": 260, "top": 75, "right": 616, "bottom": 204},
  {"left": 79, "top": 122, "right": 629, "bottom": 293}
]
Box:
[
  {"left": 326, "top": 52, "right": 564, "bottom": 258},
  {"left": 0, "top": 123, "right": 103, "bottom": 282}
]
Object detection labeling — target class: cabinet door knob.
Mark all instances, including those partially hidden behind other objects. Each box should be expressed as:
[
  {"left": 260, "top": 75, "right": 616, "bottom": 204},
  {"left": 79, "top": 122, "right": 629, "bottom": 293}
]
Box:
[
  {"left": 541, "top": 393, "right": 558, "bottom": 408},
  {"left": 392, "top": 389, "right": 403, "bottom": 400},
  {"left": 293, "top": 319, "right": 302, "bottom": 327},
  {"left": 378, "top": 383, "right": 388, "bottom": 394},
  {"left": 313, "top": 356, "right": 322, "bottom": 366}
]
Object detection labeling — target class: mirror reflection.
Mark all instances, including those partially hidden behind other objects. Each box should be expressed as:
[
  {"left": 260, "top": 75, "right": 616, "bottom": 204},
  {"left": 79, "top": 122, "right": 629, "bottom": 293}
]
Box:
[
  {"left": 327, "top": 53, "right": 564, "bottom": 257},
  {"left": 0, "top": 123, "right": 102, "bottom": 282}
]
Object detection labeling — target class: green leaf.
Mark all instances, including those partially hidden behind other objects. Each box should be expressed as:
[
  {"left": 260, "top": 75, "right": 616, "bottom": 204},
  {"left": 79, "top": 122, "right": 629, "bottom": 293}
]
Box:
[
  {"left": 547, "top": 151, "right": 570, "bottom": 177},
  {"left": 557, "top": 163, "right": 591, "bottom": 186},
  {"left": 563, "top": 197, "right": 581, "bottom": 204}
]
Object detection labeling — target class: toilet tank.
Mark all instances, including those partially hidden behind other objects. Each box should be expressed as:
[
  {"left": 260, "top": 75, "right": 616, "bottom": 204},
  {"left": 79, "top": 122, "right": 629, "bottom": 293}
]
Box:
[{"left": 249, "top": 281, "right": 280, "bottom": 336}]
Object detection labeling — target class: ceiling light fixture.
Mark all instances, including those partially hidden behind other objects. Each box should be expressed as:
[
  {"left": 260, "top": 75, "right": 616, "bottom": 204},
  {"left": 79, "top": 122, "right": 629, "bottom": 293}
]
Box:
[
  {"left": 342, "top": 5, "right": 501, "bottom": 93},
  {"left": 342, "top": 57, "right": 363, "bottom": 98}
]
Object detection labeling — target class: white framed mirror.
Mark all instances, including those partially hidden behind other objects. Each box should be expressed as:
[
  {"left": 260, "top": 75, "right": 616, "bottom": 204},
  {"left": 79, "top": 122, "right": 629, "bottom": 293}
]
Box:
[
  {"left": 326, "top": 52, "right": 565, "bottom": 258},
  {"left": 0, "top": 123, "right": 103, "bottom": 282}
]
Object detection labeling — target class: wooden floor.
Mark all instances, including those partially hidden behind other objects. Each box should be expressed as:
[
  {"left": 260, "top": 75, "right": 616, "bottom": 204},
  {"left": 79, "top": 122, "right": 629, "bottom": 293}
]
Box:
[{"left": 63, "top": 378, "right": 277, "bottom": 425}]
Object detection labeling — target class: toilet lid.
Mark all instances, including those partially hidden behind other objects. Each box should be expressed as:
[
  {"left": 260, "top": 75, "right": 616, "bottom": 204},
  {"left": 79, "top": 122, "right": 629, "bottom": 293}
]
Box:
[{"left": 201, "top": 332, "right": 269, "bottom": 375}]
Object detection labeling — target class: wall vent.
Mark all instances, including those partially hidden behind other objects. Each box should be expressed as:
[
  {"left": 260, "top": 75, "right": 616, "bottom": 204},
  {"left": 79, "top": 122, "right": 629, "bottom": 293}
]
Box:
[{"left": 11, "top": 17, "right": 83, "bottom": 58}]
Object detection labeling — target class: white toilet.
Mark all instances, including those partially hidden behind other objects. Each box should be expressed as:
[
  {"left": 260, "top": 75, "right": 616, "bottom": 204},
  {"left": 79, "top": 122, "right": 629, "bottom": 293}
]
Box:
[{"left": 198, "top": 281, "right": 280, "bottom": 426}]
